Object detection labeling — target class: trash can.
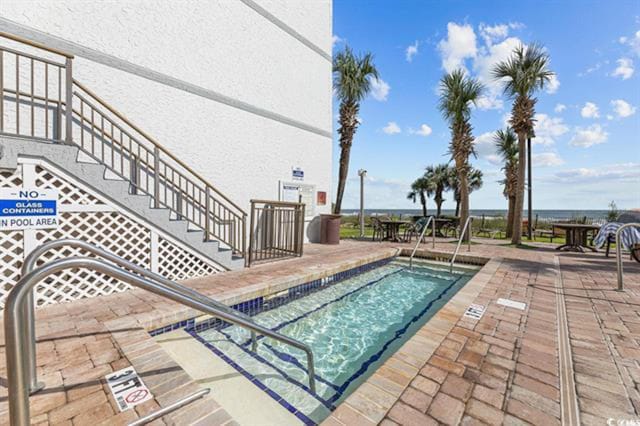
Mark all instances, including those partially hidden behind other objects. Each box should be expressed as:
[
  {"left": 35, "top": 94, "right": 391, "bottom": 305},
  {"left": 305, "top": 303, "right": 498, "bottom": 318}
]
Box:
[{"left": 320, "top": 214, "right": 342, "bottom": 244}]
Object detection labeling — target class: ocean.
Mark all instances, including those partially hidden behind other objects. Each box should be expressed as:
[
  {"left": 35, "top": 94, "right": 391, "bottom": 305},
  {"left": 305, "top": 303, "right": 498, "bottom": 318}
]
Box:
[{"left": 341, "top": 209, "right": 610, "bottom": 220}]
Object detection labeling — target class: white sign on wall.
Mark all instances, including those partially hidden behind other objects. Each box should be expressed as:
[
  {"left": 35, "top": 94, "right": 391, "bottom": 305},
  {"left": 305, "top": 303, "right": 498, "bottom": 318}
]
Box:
[
  {"left": 0, "top": 188, "right": 59, "bottom": 230},
  {"left": 279, "top": 181, "right": 316, "bottom": 217}
]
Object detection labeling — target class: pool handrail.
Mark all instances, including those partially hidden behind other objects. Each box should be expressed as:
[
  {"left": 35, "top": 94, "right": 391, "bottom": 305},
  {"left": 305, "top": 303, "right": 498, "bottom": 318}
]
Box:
[
  {"left": 127, "top": 388, "right": 210, "bottom": 426},
  {"left": 20, "top": 239, "right": 259, "bottom": 394},
  {"left": 616, "top": 222, "right": 640, "bottom": 291},
  {"left": 7, "top": 259, "right": 317, "bottom": 425},
  {"left": 450, "top": 216, "right": 473, "bottom": 272},
  {"left": 409, "top": 216, "right": 435, "bottom": 268}
]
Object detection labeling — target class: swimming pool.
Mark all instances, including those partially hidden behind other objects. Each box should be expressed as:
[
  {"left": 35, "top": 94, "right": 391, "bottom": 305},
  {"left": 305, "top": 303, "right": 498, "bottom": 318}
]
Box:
[{"left": 175, "top": 258, "right": 477, "bottom": 424}]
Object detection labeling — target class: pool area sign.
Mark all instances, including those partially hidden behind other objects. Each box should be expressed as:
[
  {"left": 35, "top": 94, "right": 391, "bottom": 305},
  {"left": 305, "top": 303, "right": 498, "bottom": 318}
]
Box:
[
  {"left": 292, "top": 167, "right": 304, "bottom": 181},
  {"left": 0, "top": 188, "right": 59, "bottom": 230},
  {"left": 105, "top": 367, "right": 154, "bottom": 412}
]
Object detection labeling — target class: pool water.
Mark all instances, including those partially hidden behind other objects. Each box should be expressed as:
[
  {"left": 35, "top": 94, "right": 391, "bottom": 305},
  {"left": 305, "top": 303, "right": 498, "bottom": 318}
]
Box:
[{"left": 194, "top": 259, "right": 475, "bottom": 424}]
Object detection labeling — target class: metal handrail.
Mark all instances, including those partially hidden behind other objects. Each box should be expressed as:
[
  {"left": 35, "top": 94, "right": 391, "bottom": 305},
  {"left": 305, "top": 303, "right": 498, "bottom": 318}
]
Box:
[
  {"left": 20, "top": 239, "right": 259, "bottom": 394},
  {"left": 616, "top": 222, "right": 640, "bottom": 291},
  {"left": 409, "top": 216, "right": 435, "bottom": 268},
  {"left": 0, "top": 31, "right": 74, "bottom": 58},
  {"left": 449, "top": 216, "right": 473, "bottom": 272},
  {"left": 6, "top": 257, "right": 317, "bottom": 425},
  {"left": 128, "top": 389, "right": 210, "bottom": 426}
]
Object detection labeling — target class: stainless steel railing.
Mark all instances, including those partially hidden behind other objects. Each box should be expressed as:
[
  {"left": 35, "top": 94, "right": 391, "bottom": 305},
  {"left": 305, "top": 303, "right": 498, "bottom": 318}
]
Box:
[
  {"left": 616, "top": 223, "right": 640, "bottom": 291},
  {"left": 450, "top": 216, "right": 473, "bottom": 272},
  {"left": 6, "top": 250, "right": 316, "bottom": 425},
  {"left": 128, "top": 389, "right": 210, "bottom": 426},
  {"left": 20, "top": 239, "right": 260, "bottom": 394},
  {"left": 409, "top": 216, "right": 435, "bottom": 268}
]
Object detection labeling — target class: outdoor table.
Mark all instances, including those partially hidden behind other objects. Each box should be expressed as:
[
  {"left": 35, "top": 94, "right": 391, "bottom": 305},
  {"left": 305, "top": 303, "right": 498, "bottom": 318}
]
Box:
[
  {"left": 427, "top": 218, "right": 453, "bottom": 238},
  {"left": 379, "top": 220, "right": 410, "bottom": 242},
  {"left": 552, "top": 223, "right": 600, "bottom": 252}
]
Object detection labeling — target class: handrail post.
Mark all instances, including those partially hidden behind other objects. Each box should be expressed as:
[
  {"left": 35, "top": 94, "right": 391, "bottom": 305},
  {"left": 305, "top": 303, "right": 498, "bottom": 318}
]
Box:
[
  {"left": 432, "top": 216, "right": 436, "bottom": 249},
  {"left": 64, "top": 57, "right": 73, "bottom": 144},
  {"left": 153, "top": 147, "right": 160, "bottom": 208},
  {"left": 409, "top": 216, "right": 433, "bottom": 268},
  {"left": 246, "top": 203, "right": 255, "bottom": 267},
  {"left": 205, "top": 187, "right": 211, "bottom": 242},
  {"left": 616, "top": 223, "right": 640, "bottom": 291},
  {"left": 450, "top": 216, "right": 472, "bottom": 272}
]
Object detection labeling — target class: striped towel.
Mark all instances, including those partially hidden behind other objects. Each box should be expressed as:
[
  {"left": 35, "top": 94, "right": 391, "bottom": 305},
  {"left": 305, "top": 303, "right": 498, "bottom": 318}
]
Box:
[{"left": 593, "top": 222, "right": 640, "bottom": 250}]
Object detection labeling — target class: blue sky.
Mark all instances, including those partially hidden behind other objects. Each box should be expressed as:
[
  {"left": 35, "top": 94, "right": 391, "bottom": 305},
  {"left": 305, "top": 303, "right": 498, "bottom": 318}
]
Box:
[{"left": 332, "top": 0, "right": 640, "bottom": 211}]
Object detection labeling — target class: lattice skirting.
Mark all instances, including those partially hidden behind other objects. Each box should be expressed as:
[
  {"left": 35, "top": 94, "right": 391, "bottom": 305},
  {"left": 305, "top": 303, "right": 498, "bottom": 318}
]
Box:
[{"left": 0, "top": 159, "right": 224, "bottom": 310}]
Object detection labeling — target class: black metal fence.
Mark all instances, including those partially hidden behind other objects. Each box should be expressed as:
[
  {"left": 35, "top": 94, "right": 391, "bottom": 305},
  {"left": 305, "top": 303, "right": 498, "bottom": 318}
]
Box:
[{"left": 246, "top": 200, "right": 305, "bottom": 267}]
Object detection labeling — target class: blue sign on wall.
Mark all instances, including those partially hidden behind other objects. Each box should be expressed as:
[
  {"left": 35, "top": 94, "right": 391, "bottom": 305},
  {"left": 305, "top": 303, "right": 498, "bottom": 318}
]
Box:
[{"left": 0, "top": 188, "right": 59, "bottom": 230}]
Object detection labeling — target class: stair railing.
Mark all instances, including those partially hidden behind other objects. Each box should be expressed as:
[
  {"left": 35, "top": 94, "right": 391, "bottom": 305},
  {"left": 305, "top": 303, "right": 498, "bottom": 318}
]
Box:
[
  {"left": 6, "top": 252, "right": 317, "bottom": 425},
  {"left": 0, "top": 32, "right": 246, "bottom": 257},
  {"left": 409, "top": 216, "right": 435, "bottom": 268},
  {"left": 450, "top": 216, "right": 473, "bottom": 272}
]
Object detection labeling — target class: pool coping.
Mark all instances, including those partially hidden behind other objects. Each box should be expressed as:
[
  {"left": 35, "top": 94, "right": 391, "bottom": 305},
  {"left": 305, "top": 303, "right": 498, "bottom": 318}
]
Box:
[{"left": 323, "top": 248, "right": 499, "bottom": 425}]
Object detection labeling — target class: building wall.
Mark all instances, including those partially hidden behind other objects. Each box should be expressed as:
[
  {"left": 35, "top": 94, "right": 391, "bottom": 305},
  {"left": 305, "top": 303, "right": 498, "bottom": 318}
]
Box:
[{"left": 0, "top": 0, "right": 333, "bottom": 240}]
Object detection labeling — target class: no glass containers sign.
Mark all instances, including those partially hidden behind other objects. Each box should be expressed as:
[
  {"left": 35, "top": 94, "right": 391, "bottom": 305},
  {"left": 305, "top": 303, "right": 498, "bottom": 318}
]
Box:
[{"left": 0, "top": 188, "right": 59, "bottom": 230}]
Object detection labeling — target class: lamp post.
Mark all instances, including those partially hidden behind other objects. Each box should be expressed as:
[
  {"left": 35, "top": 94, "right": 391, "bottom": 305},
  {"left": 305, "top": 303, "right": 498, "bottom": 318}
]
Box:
[
  {"left": 358, "top": 169, "right": 367, "bottom": 238},
  {"left": 527, "top": 135, "right": 533, "bottom": 240}
]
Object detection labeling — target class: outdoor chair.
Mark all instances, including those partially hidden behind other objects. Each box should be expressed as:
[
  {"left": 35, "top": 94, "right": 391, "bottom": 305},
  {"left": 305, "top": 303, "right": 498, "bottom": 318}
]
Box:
[
  {"left": 603, "top": 211, "right": 640, "bottom": 259},
  {"left": 370, "top": 217, "right": 385, "bottom": 242},
  {"left": 442, "top": 218, "right": 460, "bottom": 238},
  {"left": 403, "top": 217, "right": 429, "bottom": 243},
  {"left": 475, "top": 215, "right": 503, "bottom": 239}
]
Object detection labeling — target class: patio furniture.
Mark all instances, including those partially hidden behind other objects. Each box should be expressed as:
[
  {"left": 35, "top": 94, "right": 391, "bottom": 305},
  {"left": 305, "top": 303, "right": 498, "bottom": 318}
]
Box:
[
  {"left": 475, "top": 215, "right": 503, "bottom": 239},
  {"left": 594, "top": 211, "right": 640, "bottom": 259},
  {"left": 404, "top": 217, "right": 430, "bottom": 243},
  {"left": 430, "top": 217, "right": 454, "bottom": 237},
  {"left": 370, "top": 217, "right": 385, "bottom": 242},
  {"left": 379, "top": 219, "right": 410, "bottom": 242},
  {"left": 551, "top": 223, "right": 600, "bottom": 252}
]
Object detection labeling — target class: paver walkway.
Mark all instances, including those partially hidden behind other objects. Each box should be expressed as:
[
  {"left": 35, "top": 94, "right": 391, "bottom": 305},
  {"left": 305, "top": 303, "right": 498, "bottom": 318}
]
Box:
[{"left": 0, "top": 238, "right": 639, "bottom": 425}]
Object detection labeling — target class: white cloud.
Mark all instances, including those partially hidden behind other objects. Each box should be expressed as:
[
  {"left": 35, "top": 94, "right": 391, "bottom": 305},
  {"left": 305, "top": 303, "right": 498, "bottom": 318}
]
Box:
[
  {"left": 479, "top": 23, "right": 509, "bottom": 45},
  {"left": 474, "top": 132, "right": 501, "bottom": 164},
  {"left": 438, "top": 22, "right": 477, "bottom": 72},
  {"left": 544, "top": 163, "right": 640, "bottom": 184},
  {"left": 619, "top": 30, "right": 640, "bottom": 57},
  {"left": 406, "top": 41, "right": 419, "bottom": 62},
  {"left": 545, "top": 74, "right": 560, "bottom": 94},
  {"left": 409, "top": 124, "right": 432, "bottom": 136},
  {"left": 370, "top": 77, "right": 390, "bottom": 101},
  {"left": 472, "top": 36, "right": 522, "bottom": 110},
  {"left": 332, "top": 34, "right": 343, "bottom": 49},
  {"left": 382, "top": 121, "right": 401, "bottom": 134},
  {"left": 554, "top": 103, "right": 566, "bottom": 113},
  {"left": 533, "top": 113, "right": 569, "bottom": 146},
  {"left": 532, "top": 152, "right": 564, "bottom": 167},
  {"left": 611, "top": 99, "right": 637, "bottom": 118},
  {"left": 580, "top": 102, "right": 600, "bottom": 118},
  {"left": 569, "top": 124, "right": 608, "bottom": 148},
  {"left": 612, "top": 58, "right": 634, "bottom": 80}
]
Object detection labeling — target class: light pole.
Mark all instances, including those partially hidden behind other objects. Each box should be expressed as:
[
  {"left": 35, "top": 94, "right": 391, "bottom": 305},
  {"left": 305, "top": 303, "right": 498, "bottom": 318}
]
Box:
[
  {"left": 358, "top": 169, "right": 367, "bottom": 238},
  {"left": 527, "top": 135, "right": 533, "bottom": 240}
]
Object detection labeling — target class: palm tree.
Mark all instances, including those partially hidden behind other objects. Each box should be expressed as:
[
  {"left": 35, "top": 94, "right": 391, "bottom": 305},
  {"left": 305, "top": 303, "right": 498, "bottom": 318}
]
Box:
[
  {"left": 333, "top": 46, "right": 379, "bottom": 214},
  {"left": 425, "top": 164, "right": 451, "bottom": 217},
  {"left": 492, "top": 43, "right": 553, "bottom": 244},
  {"left": 438, "top": 70, "right": 484, "bottom": 241},
  {"left": 449, "top": 167, "right": 483, "bottom": 217},
  {"left": 494, "top": 128, "right": 519, "bottom": 238},
  {"left": 407, "top": 176, "right": 433, "bottom": 216}
]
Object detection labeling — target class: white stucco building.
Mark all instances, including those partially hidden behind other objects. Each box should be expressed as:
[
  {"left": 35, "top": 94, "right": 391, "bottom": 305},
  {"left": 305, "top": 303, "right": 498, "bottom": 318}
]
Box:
[{"left": 0, "top": 0, "right": 333, "bottom": 240}]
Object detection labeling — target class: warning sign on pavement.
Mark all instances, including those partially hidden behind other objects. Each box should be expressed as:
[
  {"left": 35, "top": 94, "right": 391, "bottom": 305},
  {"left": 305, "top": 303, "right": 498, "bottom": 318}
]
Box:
[{"left": 105, "top": 367, "right": 153, "bottom": 412}]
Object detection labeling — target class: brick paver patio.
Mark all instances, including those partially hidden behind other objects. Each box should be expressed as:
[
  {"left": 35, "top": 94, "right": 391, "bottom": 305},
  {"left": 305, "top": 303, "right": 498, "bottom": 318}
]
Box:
[{"left": 1, "top": 239, "right": 639, "bottom": 425}]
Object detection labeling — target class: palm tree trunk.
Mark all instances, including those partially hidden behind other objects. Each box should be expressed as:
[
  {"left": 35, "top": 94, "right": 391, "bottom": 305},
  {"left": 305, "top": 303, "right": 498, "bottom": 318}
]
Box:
[
  {"left": 420, "top": 193, "right": 427, "bottom": 216},
  {"left": 455, "top": 200, "right": 460, "bottom": 217},
  {"left": 457, "top": 168, "right": 470, "bottom": 242},
  {"left": 511, "top": 132, "right": 526, "bottom": 244},
  {"left": 506, "top": 196, "right": 515, "bottom": 238},
  {"left": 334, "top": 101, "right": 359, "bottom": 214},
  {"left": 435, "top": 190, "right": 443, "bottom": 216}
]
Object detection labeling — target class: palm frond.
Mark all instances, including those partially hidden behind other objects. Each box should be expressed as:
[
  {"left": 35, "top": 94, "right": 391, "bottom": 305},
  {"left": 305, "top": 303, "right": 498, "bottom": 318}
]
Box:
[{"left": 333, "top": 46, "right": 380, "bottom": 103}]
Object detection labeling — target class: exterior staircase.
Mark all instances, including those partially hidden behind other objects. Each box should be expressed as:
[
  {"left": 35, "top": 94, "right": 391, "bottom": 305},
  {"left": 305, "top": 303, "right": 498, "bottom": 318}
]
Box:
[{"left": 0, "top": 32, "right": 246, "bottom": 270}]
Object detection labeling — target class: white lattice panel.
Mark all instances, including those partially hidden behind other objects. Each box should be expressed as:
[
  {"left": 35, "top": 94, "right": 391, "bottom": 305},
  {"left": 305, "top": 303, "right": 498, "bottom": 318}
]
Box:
[
  {"left": 0, "top": 168, "right": 24, "bottom": 309},
  {"left": 158, "top": 237, "right": 223, "bottom": 281},
  {"left": 0, "top": 160, "right": 223, "bottom": 310}
]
